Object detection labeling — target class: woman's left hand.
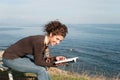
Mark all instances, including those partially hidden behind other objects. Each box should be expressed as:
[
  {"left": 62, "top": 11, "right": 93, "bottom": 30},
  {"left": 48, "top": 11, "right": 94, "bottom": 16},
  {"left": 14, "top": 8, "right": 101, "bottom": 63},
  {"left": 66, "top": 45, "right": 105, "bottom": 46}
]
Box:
[
  {"left": 56, "top": 56, "right": 66, "bottom": 61},
  {"left": 55, "top": 56, "right": 69, "bottom": 67}
]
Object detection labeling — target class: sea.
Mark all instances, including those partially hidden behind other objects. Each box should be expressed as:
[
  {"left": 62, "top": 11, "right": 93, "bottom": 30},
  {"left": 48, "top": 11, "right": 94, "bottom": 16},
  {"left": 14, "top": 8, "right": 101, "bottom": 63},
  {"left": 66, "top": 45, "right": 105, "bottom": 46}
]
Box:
[{"left": 0, "top": 24, "right": 120, "bottom": 78}]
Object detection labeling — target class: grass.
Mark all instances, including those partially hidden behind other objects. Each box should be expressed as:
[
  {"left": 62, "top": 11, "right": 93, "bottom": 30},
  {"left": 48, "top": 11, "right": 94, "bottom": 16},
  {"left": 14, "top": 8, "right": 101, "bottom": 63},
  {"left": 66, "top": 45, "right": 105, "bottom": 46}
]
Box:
[
  {"left": 24, "top": 67, "right": 120, "bottom": 80},
  {"left": 0, "top": 67, "right": 120, "bottom": 80},
  {"left": 24, "top": 67, "right": 83, "bottom": 80},
  {"left": 51, "top": 75, "right": 86, "bottom": 80}
]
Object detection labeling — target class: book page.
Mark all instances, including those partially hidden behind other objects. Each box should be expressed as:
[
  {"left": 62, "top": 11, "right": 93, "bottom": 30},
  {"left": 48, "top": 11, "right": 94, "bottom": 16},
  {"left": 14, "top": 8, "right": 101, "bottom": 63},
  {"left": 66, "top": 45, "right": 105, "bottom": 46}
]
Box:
[{"left": 55, "top": 57, "right": 78, "bottom": 64}]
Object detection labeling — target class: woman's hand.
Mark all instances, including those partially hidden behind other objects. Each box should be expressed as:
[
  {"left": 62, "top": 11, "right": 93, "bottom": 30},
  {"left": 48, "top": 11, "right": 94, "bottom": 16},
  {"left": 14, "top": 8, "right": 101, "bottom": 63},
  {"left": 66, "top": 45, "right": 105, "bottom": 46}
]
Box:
[
  {"left": 55, "top": 56, "right": 68, "bottom": 67},
  {"left": 56, "top": 56, "right": 66, "bottom": 61}
]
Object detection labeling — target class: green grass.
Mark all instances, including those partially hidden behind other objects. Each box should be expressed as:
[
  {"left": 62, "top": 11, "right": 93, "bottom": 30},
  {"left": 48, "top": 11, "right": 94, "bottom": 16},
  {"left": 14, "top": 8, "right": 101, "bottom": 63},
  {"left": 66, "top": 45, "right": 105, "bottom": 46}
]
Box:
[
  {"left": 0, "top": 68, "right": 120, "bottom": 80},
  {"left": 0, "top": 70, "right": 83, "bottom": 80},
  {"left": 51, "top": 74, "right": 87, "bottom": 80}
]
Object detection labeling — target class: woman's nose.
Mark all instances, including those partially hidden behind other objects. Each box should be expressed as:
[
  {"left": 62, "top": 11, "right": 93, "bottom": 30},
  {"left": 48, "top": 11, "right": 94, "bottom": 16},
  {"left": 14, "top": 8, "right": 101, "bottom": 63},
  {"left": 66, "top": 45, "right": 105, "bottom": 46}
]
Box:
[{"left": 56, "top": 40, "right": 60, "bottom": 44}]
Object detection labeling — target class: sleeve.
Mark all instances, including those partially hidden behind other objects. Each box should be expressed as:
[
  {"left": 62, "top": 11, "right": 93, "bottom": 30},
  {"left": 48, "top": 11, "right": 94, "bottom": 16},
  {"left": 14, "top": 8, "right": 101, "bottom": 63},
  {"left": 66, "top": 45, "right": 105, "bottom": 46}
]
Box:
[{"left": 33, "top": 41, "right": 55, "bottom": 67}]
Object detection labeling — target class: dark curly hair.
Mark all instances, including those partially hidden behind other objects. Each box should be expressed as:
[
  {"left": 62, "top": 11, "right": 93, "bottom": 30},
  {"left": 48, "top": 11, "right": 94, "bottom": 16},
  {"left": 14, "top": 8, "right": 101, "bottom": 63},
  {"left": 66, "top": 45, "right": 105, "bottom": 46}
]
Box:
[{"left": 44, "top": 21, "right": 68, "bottom": 38}]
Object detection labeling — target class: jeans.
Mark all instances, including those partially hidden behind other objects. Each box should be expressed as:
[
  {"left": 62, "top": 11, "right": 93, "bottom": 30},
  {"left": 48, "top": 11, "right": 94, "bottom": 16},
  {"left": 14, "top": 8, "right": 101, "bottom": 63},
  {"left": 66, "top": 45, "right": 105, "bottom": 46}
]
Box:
[{"left": 3, "top": 55, "right": 51, "bottom": 80}]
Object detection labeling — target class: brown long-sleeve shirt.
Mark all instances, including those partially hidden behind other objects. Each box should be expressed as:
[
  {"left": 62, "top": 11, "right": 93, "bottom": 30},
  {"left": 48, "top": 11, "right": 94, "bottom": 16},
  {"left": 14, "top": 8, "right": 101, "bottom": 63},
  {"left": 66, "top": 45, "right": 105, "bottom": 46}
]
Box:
[{"left": 3, "top": 35, "right": 55, "bottom": 67}]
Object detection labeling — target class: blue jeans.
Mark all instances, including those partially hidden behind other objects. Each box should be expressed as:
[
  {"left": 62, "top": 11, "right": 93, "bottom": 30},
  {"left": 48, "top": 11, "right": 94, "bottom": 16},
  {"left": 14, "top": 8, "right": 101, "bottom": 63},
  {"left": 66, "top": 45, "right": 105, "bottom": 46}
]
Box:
[{"left": 3, "top": 55, "right": 51, "bottom": 80}]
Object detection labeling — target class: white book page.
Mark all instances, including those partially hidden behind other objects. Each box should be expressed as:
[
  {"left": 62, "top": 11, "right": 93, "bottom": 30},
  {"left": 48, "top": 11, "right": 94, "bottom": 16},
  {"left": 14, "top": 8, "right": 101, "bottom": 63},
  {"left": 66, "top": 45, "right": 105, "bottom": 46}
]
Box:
[{"left": 55, "top": 57, "right": 78, "bottom": 64}]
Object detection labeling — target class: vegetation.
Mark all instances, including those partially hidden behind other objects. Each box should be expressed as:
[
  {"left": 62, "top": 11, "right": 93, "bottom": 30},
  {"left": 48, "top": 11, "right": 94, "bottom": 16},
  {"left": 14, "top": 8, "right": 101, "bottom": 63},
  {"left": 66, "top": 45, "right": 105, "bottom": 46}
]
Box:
[{"left": 0, "top": 67, "right": 120, "bottom": 80}]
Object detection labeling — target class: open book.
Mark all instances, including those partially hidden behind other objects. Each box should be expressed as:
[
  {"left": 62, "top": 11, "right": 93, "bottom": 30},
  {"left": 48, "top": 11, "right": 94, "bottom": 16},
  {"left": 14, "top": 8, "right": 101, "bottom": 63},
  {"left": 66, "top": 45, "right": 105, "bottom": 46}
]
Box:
[{"left": 55, "top": 57, "right": 78, "bottom": 64}]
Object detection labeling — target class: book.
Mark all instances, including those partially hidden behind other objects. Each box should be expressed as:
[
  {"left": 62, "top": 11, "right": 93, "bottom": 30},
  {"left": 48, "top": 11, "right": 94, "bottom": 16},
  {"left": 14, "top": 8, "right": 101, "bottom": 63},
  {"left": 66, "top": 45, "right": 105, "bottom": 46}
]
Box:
[{"left": 55, "top": 57, "right": 79, "bottom": 64}]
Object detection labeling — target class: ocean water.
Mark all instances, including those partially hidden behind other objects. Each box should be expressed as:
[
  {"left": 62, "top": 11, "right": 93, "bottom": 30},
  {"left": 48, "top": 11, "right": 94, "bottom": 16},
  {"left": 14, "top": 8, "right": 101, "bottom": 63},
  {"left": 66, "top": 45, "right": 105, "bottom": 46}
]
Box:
[{"left": 0, "top": 24, "right": 120, "bottom": 77}]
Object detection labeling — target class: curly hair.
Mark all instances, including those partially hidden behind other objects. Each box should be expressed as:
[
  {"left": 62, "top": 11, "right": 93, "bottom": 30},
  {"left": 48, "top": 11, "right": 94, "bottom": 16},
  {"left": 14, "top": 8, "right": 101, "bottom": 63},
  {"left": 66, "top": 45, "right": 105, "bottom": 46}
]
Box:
[{"left": 44, "top": 21, "right": 68, "bottom": 37}]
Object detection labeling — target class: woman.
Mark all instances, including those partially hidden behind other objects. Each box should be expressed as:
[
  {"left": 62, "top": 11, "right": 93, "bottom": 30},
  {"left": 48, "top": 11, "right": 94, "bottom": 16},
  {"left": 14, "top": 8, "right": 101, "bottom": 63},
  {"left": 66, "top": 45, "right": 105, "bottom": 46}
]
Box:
[{"left": 2, "top": 21, "right": 68, "bottom": 80}]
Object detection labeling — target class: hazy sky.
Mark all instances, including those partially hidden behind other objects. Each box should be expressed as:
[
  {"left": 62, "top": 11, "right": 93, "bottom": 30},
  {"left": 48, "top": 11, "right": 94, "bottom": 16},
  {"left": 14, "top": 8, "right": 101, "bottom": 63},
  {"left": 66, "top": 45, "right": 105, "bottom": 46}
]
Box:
[{"left": 0, "top": 0, "right": 120, "bottom": 26}]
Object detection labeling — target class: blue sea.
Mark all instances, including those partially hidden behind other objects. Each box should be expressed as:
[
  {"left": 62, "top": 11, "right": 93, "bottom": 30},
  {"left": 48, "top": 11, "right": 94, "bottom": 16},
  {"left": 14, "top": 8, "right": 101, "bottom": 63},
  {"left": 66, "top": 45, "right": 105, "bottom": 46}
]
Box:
[{"left": 0, "top": 24, "right": 120, "bottom": 77}]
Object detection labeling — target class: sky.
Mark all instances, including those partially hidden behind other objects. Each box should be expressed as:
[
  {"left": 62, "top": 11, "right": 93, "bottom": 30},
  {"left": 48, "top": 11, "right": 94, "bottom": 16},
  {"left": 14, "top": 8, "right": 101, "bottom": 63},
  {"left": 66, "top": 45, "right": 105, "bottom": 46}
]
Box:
[{"left": 0, "top": 0, "right": 120, "bottom": 26}]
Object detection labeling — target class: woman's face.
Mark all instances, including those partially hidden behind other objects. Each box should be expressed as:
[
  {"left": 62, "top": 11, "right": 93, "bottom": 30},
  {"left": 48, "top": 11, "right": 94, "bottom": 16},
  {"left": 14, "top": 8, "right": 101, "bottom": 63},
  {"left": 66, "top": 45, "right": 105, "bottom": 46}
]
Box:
[{"left": 49, "top": 34, "right": 64, "bottom": 46}]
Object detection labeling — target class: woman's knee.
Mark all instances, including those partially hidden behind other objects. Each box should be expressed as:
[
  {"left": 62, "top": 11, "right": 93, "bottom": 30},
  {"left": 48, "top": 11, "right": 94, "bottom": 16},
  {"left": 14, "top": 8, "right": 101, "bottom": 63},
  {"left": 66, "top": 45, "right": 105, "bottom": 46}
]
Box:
[{"left": 37, "top": 67, "right": 47, "bottom": 73}]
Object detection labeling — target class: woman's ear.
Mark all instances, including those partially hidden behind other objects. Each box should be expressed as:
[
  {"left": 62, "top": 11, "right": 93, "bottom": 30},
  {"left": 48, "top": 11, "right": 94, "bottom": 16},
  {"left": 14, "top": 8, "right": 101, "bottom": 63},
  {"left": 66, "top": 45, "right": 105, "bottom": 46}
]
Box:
[{"left": 49, "top": 33, "right": 53, "bottom": 37}]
